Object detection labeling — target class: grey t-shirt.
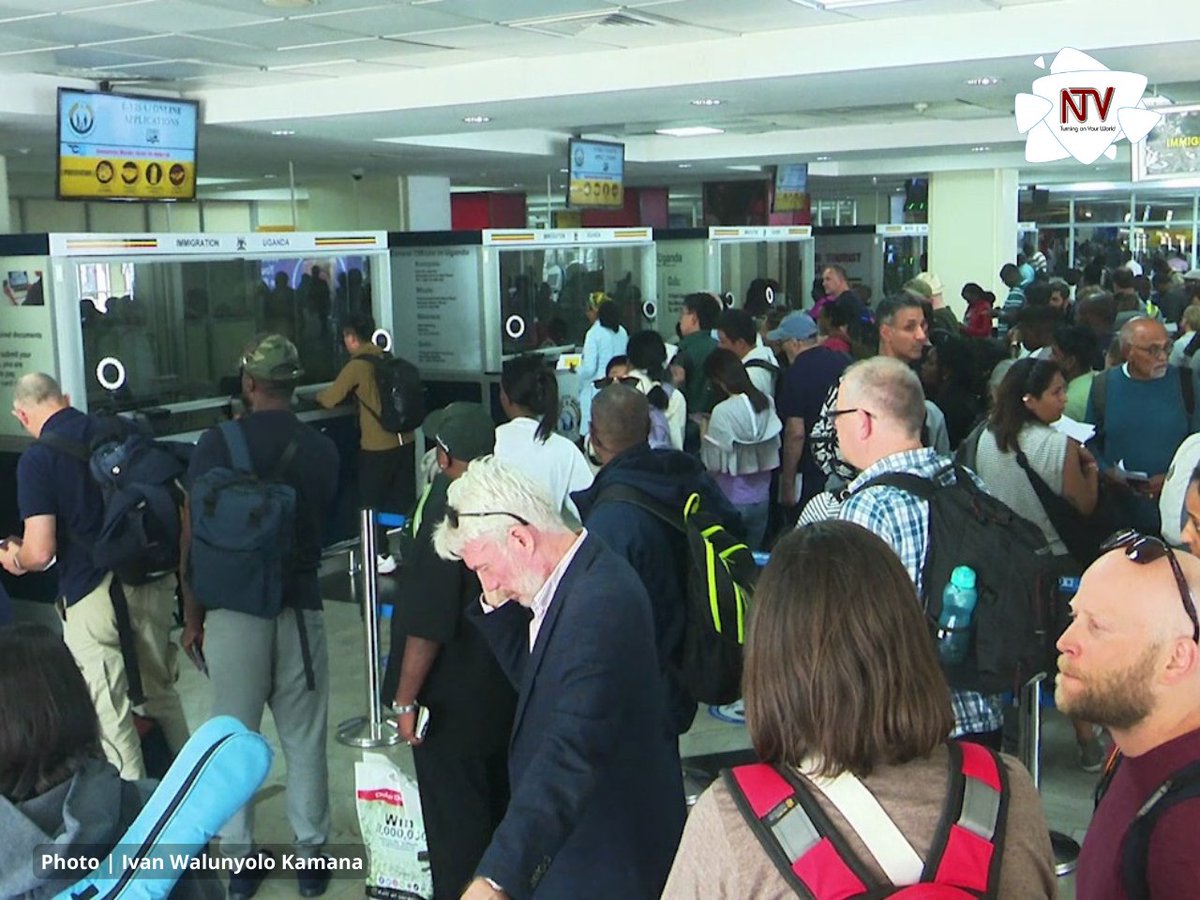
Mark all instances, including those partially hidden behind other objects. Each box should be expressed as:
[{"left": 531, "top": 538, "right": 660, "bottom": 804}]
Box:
[{"left": 974, "top": 423, "right": 1068, "bottom": 555}]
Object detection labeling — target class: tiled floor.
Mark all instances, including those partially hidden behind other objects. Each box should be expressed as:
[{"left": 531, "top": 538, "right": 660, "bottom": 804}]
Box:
[{"left": 14, "top": 595, "right": 1098, "bottom": 898}]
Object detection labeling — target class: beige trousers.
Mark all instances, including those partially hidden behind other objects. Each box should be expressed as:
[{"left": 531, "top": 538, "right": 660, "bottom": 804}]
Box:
[{"left": 61, "top": 572, "right": 191, "bottom": 779}]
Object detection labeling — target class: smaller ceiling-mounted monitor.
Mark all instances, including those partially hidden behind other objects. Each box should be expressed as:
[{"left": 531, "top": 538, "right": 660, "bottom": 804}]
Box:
[
  {"left": 772, "top": 163, "right": 808, "bottom": 213},
  {"left": 57, "top": 87, "right": 199, "bottom": 202},
  {"left": 567, "top": 139, "right": 625, "bottom": 210}
]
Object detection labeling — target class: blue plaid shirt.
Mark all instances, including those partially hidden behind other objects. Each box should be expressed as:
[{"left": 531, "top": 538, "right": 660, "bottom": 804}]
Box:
[{"left": 840, "top": 447, "right": 1004, "bottom": 738}]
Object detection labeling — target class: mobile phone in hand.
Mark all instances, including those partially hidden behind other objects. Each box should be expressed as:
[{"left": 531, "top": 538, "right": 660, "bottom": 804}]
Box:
[
  {"left": 415, "top": 705, "right": 431, "bottom": 741},
  {"left": 186, "top": 643, "right": 209, "bottom": 677}
]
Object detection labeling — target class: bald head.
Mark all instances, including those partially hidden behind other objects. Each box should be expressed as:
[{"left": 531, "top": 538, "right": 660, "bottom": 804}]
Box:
[
  {"left": 11, "top": 372, "right": 69, "bottom": 439},
  {"left": 590, "top": 384, "right": 650, "bottom": 463},
  {"left": 1120, "top": 317, "right": 1171, "bottom": 380},
  {"left": 1057, "top": 546, "right": 1200, "bottom": 753},
  {"left": 840, "top": 357, "right": 925, "bottom": 438},
  {"left": 13, "top": 373, "right": 63, "bottom": 408}
]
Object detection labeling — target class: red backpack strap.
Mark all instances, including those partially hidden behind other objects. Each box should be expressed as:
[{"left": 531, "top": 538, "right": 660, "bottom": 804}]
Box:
[
  {"left": 921, "top": 741, "right": 1008, "bottom": 898},
  {"left": 724, "top": 763, "right": 874, "bottom": 900}
]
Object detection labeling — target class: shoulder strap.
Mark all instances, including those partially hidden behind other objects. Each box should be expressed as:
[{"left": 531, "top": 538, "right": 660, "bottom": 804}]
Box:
[
  {"left": 922, "top": 741, "right": 1008, "bottom": 897},
  {"left": 1185, "top": 332, "right": 1200, "bottom": 360},
  {"left": 1094, "top": 749, "right": 1123, "bottom": 809},
  {"left": 36, "top": 430, "right": 91, "bottom": 463},
  {"left": 1120, "top": 758, "right": 1200, "bottom": 900},
  {"left": 1014, "top": 448, "right": 1063, "bottom": 511},
  {"left": 592, "top": 483, "right": 686, "bottom": 534},
  {"left": 1179, "top": 365, "right": 1195, "bottom": 418},
  {"left": 1090, "top": 367, "right": 1111, "bottom": 426},
  {"left": 724, "top": 763, "right": 874, "bottom": 899},
  {"left": 744, "top": 358, "right": 780, "bottom": 373},
  {"left": 217, "top": 420, "right": 253, "bottom": 474},
  {"left": 854, "top": 470, "right": 941, "bottom": 500},
  {"left": 272, "top": 432, "right": 302, "bottom": 481}
]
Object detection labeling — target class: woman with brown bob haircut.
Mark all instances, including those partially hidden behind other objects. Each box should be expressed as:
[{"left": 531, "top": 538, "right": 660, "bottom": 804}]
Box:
[{"left": 662, "top": 522, "right": 1055, "bottom": 899}]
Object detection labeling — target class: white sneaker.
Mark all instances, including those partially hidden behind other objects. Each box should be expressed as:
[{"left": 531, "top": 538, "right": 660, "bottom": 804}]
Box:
[{"left": 376, "top": 554, "right": 397, "bottom": 575}]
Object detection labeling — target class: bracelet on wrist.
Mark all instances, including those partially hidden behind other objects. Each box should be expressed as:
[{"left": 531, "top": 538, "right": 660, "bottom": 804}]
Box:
[{"left": 390, "top": 702, "right": 418, "bottom": 715}]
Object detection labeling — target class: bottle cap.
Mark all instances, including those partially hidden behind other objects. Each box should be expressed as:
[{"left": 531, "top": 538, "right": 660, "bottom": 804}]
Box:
[{"left": 950, "top": 565, "right": 976, "bottom": 590}]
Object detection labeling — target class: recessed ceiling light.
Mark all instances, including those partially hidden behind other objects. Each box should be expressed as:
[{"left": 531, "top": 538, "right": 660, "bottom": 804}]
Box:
[
  {"left": 726, "top": 165, "right": 762, "bottom": 172},
  {"left": 656, "top": 126, "right": 725, "bottom": 137},
  {"left": 788, "top": 0, "right": 912, "bottom": 9},
  {"left": 966, "top": 76, "right": 1001, "bottom": 87},
  {"left": 559, "top": 168, "right": 568, "bottom": 174},
  {"left": 462, "top": 115, "right": 491, "bottom": 124},
  {"left": 690, "top": 98, "right": 722, "bottom": 107},
  {"left": 263, "top": 174, "right": 278, "bottom": 179},
  {"left": 677, "top": 163, "right": 693, "bottom": 169},
  {"left": 970, "top": 145, "right": 991, "bottom": 152},
  {"left": 270, "top": 129, "right": 296, "bottom": 136},
  {"left": 815, "top": 155, "right": 832, "bottom": 161},
  {"left": 262, "top": 0, "right": 315, "bottom": 8}
]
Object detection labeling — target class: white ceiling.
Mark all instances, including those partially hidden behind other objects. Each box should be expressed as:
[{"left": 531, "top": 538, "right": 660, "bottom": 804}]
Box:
[{"left": 1, "top": 0, "right": 1198, "bottom": 198}]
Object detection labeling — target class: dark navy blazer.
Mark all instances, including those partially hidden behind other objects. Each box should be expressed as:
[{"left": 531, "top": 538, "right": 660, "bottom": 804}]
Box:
[{"left": 468, "top": 534, "right": 686, "bottom": 899}]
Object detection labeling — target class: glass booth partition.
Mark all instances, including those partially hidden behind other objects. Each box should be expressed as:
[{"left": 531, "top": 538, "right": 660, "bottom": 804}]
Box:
[
  {"left": 47, "top": 233, "right": 390, "bottom": 429},
  {"left": 707, "top": 226, "right": 815, "bottom": 313}
]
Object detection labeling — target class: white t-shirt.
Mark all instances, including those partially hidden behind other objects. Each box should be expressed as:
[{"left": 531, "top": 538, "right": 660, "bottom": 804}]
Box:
[
  {"left": 973, "top": 423, "right": 1068, "bottom": 556},
  {"left": 741, "top": 345, "right": 781, "bottom": 397},
  {"left": 494, "top": 417, "right": 594, "bottom": 522}
]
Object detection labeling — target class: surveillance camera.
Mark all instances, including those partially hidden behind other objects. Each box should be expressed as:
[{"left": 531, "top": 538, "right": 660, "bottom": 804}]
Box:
[{"left": 351, "top": 168, "right": 365, "bottom": 181}]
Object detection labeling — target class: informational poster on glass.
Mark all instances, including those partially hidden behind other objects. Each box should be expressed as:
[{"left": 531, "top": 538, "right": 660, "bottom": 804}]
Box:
[
  {"left": 57, "top": 88, "right": 199, "bottom": 201},
  {"left": 1133, "top": 104, "right": 1200, "bottom": 182},
  {"left": 0, "top": 257, "right": 55, "bottom": 438},
  {"left": 392, "top": 247, "right": 484, "bottom": 373},
  {"left": 655, "top": 239, "right": 708, "bottom": 339},
  {"left": 567, "top": 140, "right": 625, "bottom": 210},
  {"left": 772, "top": 163, "right": 809, "bottom": 213}
]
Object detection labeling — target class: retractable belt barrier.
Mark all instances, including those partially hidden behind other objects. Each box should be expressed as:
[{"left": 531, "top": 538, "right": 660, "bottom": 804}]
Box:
[
  {"left": 336, "top": 508, "right": 405, "bottom": 749},
  {"left": 1018, "top": 673, "right": 1080, "bottom": 877}
]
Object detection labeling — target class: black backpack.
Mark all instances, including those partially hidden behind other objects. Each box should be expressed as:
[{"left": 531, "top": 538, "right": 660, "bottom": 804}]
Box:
[
  {"left": 361, "top": 353, "right": 427, "bottom": 434},
  {"left": 39, "top": 416, "right": 191, "bottom": 586},
  {"left": 593, "top": 484, "right": 757, "bottom": 705},
  {"left": 852, "top": 465, "right": 1056, "bottom": 694},
  {"left": 1095, "top": 754, "right": 1200, "bottom": 900}
]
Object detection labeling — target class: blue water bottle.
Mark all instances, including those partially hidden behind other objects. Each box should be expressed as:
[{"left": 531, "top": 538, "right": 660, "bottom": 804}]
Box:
[{"left": 937, "top": 566, "right": 978, "bottom": 665}]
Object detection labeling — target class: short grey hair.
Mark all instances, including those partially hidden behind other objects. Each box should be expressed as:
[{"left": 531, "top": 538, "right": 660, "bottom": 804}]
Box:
[
  {"left": 1119, "top": 316, "right": 1166, "bottom": 349},
  {"left": 13, "top": 373, "right": 63, "bottom": 408},
  {"left": 841, "top": 357, "right": 925, "bottom": 438},
  {"left": 433, "top": 456, "right": 572, "bottom": 560}
]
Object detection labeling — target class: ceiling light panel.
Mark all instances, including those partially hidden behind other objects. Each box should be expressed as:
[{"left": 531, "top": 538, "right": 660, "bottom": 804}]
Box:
[
  {"left": 656, "top": 126, "right": 725, "bottom": 137},
  {"left": 289, "top": 3, "right": 470, "bottom": 36},
  {"left": 71, "top": 0, "right": 275, "bottom": 32}
]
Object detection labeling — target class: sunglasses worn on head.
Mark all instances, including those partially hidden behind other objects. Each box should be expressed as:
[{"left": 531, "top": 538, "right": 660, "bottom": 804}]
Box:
[
  {"left": 1101, "top": 530, "right": 1200, "bottom": 643},
  {"left": 594, "top": 375, "right": 640, "bottom": 389},
  {"left": 444, "top": 505, "right": 531, "bottom": 530}
]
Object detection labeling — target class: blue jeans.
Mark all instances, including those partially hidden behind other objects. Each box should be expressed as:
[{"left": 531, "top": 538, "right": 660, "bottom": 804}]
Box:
[{"left": 735, "top": 500, "right": 770, "bottom": 551}]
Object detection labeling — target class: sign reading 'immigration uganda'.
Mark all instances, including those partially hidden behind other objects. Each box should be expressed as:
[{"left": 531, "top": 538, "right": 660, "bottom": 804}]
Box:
[{"left": 58, "top": 88, "right": 199, "bottom": 201}]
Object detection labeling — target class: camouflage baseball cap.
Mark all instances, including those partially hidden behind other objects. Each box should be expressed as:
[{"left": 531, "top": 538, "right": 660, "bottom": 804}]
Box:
[{"left": 241, "top": 333, "right": 304, "bottom": 381}]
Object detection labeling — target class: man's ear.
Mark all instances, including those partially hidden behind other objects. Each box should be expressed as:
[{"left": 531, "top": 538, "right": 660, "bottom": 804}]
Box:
[{"left": 1163, "top": 637, "right": 1200, "bottom": 685}]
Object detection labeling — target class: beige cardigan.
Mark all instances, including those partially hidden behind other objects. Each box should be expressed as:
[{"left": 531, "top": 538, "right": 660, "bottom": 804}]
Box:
[{"left": 662, "top": 745, "right": 1056, "bottom": 899}]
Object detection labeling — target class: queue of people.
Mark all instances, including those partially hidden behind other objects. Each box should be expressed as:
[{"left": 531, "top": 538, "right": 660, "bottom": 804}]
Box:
[{"left": 5, "top": 249, "right": 1200, "bottom": 900}]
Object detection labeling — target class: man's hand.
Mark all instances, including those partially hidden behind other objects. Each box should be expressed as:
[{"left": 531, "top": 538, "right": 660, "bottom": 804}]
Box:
[
  {"left": 1135, "top": 473, "right": 1166, "bottom": 500},
  {"left": 461, "top": 878, "right": 508, "bottom": 900},
  {"left": 481, "top": 588, "right": 511, "bottom": 610},
  {"left": 393, "top": 705, "right": 423, "bottom": 747},
  {"left": 0, "top": 537, "right": 23, "bottom": 576},
  {"left": 181, "top": 618, "right": 204, "bottom": 664}
]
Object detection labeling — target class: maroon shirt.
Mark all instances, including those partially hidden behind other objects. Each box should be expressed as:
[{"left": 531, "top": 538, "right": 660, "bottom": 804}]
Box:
[{"left": 1078, "top": 726, "right": 1200, "bottom": 899}]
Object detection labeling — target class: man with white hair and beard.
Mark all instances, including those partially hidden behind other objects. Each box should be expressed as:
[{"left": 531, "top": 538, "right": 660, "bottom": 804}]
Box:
[
  {"left": 432, "top": 456, "right": 685, "bottom": 900},
  {"left": 1058, "top": 532, "right": 1200, "bottom": 899}
]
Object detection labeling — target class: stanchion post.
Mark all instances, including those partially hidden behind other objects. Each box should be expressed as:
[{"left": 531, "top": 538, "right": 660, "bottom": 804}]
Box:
[
  {"left": 337, "top": 508, "right": 402, "bottom": 748},
  {"left": 1020, "top": 671, "right": 1080, "bottom": 876}
]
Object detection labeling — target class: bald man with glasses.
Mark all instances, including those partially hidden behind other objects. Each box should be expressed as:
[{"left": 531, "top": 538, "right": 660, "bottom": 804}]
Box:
[
  {"left": 1086, "top": 317, "right": 1197, "bottom": 534},
  {"left": 1060, "top": 533, "right": 1200, "bottom": 899}
]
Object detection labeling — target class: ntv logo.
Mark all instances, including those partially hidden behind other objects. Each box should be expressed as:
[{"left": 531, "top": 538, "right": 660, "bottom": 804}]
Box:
[{"left": 1016, "top": 48, "right": 1162, "bottom": 165}]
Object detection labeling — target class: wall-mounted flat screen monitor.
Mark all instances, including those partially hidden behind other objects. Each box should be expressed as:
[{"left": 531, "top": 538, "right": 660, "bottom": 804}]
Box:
[
  {"left": 57, "top": 88, "right": 199, "bottom": 202},
  {"left": 567, "top": 139, "right": 625, "bottom": 209},
  {"left": 772, "top": 163, "right": 808, "bottom": 213}
]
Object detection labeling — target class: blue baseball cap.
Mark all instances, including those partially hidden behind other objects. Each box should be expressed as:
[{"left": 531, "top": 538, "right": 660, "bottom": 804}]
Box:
[{"left": 766, "top": 311, "right": 818, "bottom": 342}]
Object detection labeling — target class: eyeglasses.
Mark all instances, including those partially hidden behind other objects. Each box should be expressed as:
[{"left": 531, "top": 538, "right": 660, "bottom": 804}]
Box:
[
  {"left": 444, "top": 505, "right": 531, "bottom": 530},
  {"left": 1130, "top": 343, "right": 1170, "bottom": 357},
  {"left": 828, "top": 408, "right": 874, "bottom": 420},
  {"left": 593, "top": 375, "right": 639, "bottom": 389},
  {"left": 1101, "top": 530, "right": 1199, "bottom": 643}
]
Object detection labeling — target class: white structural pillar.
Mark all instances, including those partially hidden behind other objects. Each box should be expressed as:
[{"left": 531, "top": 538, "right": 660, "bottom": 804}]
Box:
[
  {"left": 0, "top": 156, "right": 11, "bottom": 234},
  {"left": 399, "top": 175, "right": 451, "bottom": 231},
  {"left": 928, "top": 169, "right": 1019, "bottom": 318}
]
